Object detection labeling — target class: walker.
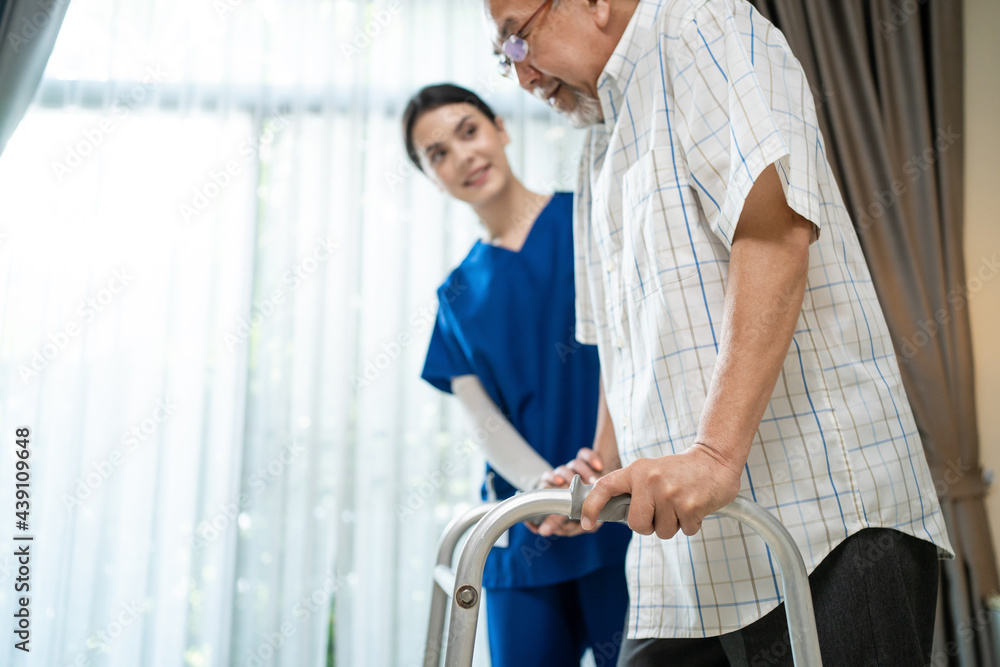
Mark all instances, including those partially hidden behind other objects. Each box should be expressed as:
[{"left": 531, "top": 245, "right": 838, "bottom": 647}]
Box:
[{"left": 424, "top": 476, "right": 823, "bottom": 666}]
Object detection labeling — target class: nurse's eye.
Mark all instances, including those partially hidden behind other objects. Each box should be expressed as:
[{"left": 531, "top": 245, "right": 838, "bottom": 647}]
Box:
[
  {"left": 463, "top": 124, "right": 477, "bottom": 138},
  {"left": 429, "top": 149, "right": 445, "bottom": 164}
]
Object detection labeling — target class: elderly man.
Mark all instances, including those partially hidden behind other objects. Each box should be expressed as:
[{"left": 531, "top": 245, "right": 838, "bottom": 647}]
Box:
[{"left": 483, "top": 0, "right": 953, "bottom": 664}]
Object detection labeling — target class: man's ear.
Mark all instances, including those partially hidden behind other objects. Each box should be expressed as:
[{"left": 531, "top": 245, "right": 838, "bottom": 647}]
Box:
[{"left": 589, "top": 0, "right": 613, "bottom": 29}]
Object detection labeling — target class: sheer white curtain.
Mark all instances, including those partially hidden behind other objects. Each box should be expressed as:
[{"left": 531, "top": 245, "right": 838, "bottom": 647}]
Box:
[{"left": 0, "top": 0, "right": 582, "bottom": 665}]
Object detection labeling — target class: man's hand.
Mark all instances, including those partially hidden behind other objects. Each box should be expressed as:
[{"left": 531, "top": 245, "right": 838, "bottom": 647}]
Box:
[{"left": 580, "top": 444, "right": 742, "bottom": 538}]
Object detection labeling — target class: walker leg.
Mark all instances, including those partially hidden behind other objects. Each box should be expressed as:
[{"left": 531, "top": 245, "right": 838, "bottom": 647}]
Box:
[{"left": 423, "top": 504, "right": 495, "bottom": 667}]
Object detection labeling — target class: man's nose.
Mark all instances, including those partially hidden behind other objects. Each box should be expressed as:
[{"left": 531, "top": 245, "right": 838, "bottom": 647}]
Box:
[{"left": 514, "top": 60, "right": 541, "bottom": 91}]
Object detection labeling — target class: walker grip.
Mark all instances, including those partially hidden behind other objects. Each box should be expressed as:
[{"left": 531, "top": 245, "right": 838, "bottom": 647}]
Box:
[{"left": 567, "top": 474, "right": 631, "bottom": 523}]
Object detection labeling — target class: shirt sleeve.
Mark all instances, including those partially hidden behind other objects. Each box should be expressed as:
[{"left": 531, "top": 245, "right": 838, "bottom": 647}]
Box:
[
  {"left": 669, "top": 1, "right": 829, "bottom": 251},
  {"left": 420, "top": 288, "right": 474, "bottom": 394}
]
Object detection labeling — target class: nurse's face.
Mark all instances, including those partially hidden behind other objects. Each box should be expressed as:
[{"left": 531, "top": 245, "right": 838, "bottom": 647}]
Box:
[{"left": 411, "top": 103, "right": 513, "bottom": 205}]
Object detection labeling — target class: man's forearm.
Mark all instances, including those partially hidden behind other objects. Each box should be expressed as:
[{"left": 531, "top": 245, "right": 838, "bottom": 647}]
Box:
[
  {"left": 593, "top": 377, "right": 622, "bottom": 473},
  {"left": 581, "top": 167, "right": 813, "bottom": 534},
  {"left": 695, "top": 166, "right": 814, "bottom": 472}
]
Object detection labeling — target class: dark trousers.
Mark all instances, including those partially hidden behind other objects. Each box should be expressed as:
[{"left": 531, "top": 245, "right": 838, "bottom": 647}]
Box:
[{"left": 617, "top": 528, "right": 940, "bottom": 666}]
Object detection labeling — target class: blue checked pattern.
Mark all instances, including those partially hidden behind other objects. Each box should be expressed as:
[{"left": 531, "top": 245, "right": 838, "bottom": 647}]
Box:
[{"left": 573, "top": 0, "right": 953, "bottom": 639}]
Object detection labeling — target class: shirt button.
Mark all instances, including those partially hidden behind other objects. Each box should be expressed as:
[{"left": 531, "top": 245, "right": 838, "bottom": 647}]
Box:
[
  {"left": 621, "top": 417, "right": 630, "bottom": 429},
  {"left": 615, "top": 336, "right": 624, "bottom": 349},
  {"left": 606, "top": 259, "right": 616, "bottom": 273}
]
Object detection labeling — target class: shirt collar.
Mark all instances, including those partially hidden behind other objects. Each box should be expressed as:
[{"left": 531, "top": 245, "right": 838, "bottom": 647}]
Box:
[{"left": 596, "top": 0, "right": 663, "bottom": 125}]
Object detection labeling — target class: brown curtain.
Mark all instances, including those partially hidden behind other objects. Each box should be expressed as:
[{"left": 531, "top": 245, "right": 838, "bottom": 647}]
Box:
[
  {"left": 0, "top": 0, "right": 69, "bottom": 157},
  {"left": 746, "top": 0, "right": 999, "bottom": 664}
]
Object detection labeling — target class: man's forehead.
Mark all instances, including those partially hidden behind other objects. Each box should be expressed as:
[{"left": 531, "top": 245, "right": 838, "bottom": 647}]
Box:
[{"left": 483, "top": 0, "right": 531, "bottom": 40}]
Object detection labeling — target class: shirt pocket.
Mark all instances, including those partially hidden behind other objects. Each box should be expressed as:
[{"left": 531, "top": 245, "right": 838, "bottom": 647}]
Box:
[{"left": 622, "top": 148, "right": 700, "bottom": 300}]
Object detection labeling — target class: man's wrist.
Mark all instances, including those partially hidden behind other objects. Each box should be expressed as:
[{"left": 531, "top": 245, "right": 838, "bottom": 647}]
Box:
[{"left": 688, "top": 438, "right": 747, "bottom": 478}]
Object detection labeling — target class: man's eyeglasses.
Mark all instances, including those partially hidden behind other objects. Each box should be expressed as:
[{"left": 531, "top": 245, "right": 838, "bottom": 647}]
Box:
[{"left": 496, "top": 0, "right": 554, "bottom": 78}]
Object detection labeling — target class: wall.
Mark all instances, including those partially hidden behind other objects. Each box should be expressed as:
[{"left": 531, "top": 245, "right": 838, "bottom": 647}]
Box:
[{"left": 964, "top": 0, "right": 1000, "bottom": 570}]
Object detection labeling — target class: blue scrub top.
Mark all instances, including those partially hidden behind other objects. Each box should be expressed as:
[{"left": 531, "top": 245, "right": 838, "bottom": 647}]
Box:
[{"left": 421, "top": 192, "right": 631, "bottom": 590}]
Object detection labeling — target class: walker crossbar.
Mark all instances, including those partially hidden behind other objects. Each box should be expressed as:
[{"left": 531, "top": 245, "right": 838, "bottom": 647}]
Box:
[{"left": 426, "top": 477, "right": 823, "bottom": 666}]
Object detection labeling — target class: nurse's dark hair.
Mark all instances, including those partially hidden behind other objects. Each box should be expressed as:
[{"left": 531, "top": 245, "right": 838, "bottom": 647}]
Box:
[{"left": 402, "top": 83, "right": 498, "bottom": 172}]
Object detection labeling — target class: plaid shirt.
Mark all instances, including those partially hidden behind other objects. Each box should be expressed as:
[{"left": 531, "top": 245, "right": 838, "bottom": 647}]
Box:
[{"left": 574, "top": 0, "right": 953, "bottom": 638}]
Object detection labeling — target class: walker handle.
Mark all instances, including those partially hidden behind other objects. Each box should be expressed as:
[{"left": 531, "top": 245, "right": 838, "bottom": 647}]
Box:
[{"left": 567, "top": 474, "right": 631, "bottom": 523}]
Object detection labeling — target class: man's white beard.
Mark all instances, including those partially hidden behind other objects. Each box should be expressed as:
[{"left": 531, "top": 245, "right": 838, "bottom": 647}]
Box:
[
  {"left": 565, "top": 85, "right": 603, "bottom": 128},
  {"left": 538, "top": 82, "right": 604, "bottom": 128}
]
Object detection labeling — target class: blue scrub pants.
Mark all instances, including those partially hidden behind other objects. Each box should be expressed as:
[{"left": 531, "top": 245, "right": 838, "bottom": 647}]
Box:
[{"left": 485, "top": 563, "right": 628, "bottom": 667}]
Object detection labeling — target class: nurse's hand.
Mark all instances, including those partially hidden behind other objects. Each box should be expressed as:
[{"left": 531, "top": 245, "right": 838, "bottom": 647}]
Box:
[
  {"left": 580, "top": 444, "right": 742, "bottom": 538},
  {"left": 524, "top": 515, "right": 592, "bottom": 537},
  {"left": 544, "top": 447, "right": 605, "bottom": 486},
  {"left": 526, "top": 450, "right": 607, "bottom": 536}
]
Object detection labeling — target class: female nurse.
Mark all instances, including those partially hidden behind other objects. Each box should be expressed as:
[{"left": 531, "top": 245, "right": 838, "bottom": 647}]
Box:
[{"left": 404, "top": 83, "right": 631, "bottom": 667}]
